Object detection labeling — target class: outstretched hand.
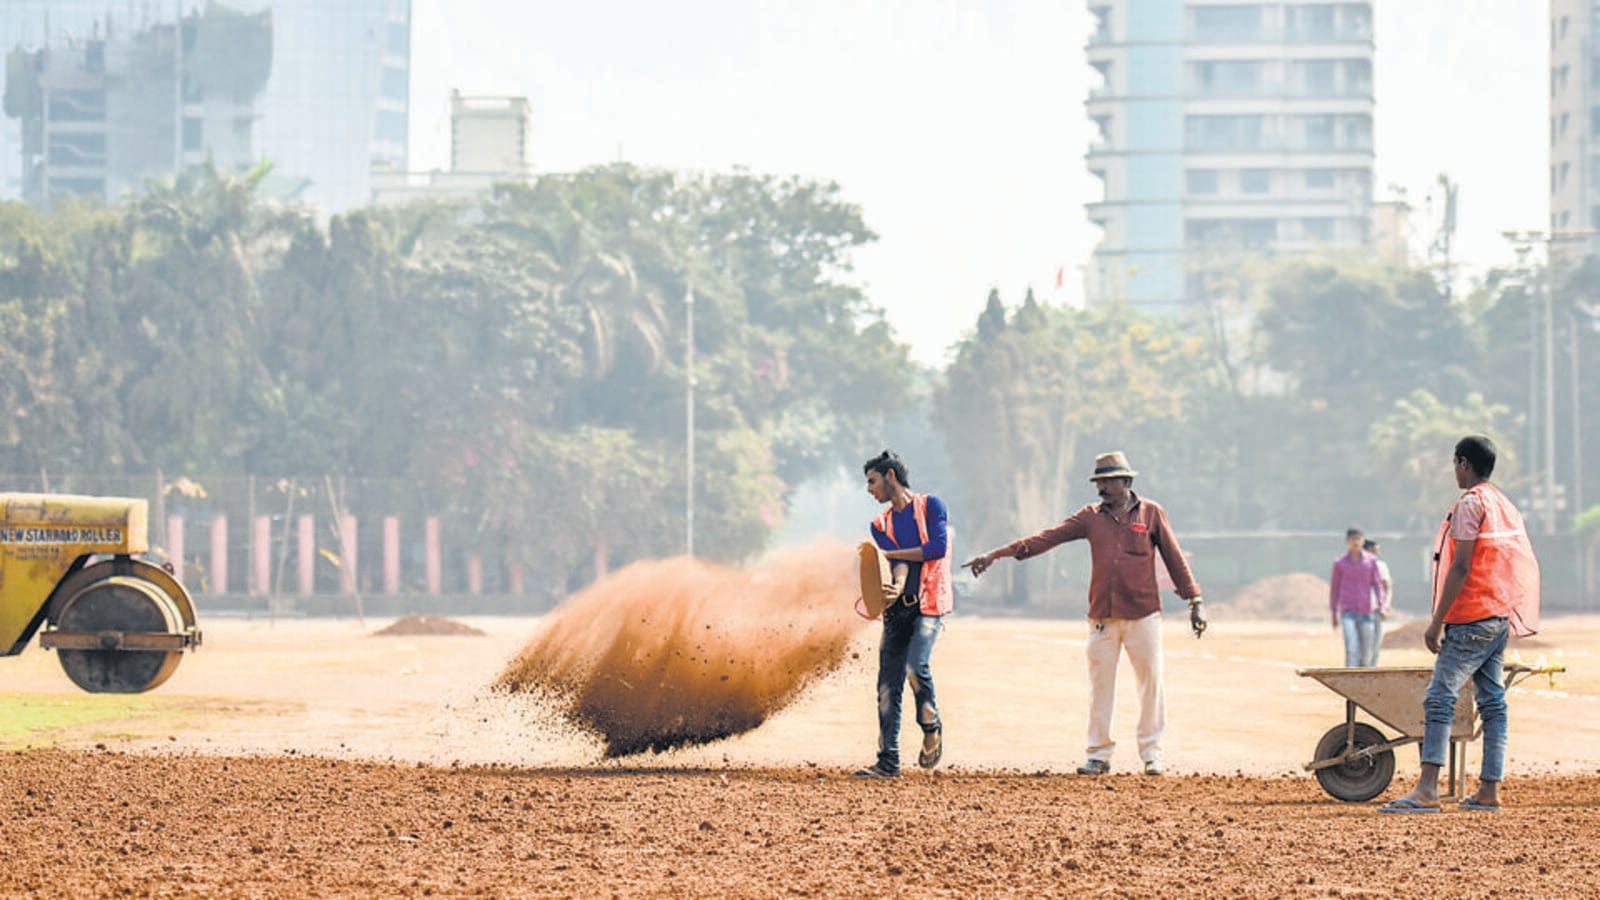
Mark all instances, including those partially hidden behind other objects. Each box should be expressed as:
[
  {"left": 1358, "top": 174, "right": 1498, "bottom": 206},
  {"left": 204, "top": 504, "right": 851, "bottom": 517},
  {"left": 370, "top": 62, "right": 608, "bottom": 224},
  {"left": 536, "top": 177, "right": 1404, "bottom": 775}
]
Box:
[{"left": 962, "top": 554, "right": 994, "bottom": 578}]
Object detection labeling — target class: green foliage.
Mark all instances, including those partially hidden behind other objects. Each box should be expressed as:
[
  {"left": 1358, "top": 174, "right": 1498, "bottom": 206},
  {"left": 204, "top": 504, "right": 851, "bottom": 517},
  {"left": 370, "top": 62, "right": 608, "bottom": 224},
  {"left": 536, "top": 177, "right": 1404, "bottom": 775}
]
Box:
[
  {"left": 1368, "top": 390, "right": 1522, "bottom": 529},
  {"left": 936, "top": 292, "right": 1208, "bottom": 600},
  {"left": 0, "top": 163, "right": 900, "bottom": 586},
  {"left": 1575, "top": 505, "right": 1600, "bottom": 545}
]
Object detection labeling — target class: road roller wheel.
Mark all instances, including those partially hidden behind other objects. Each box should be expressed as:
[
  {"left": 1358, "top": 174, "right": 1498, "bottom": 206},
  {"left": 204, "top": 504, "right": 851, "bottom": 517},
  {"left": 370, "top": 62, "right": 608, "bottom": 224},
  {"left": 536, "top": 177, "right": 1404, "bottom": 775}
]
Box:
[
  {"left": 54, "top": 576, "right": 185, "bottom": 693},
  {"left": 1313, "top": 722, "right": 1395, "bottom": 803}
]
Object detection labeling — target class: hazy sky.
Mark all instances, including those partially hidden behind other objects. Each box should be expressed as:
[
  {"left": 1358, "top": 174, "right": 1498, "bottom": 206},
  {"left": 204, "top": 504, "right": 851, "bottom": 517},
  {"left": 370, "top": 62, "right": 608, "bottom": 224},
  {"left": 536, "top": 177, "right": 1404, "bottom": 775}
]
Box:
[{"left": 410, "top": 0, "right": 1546, "bottom": 365}]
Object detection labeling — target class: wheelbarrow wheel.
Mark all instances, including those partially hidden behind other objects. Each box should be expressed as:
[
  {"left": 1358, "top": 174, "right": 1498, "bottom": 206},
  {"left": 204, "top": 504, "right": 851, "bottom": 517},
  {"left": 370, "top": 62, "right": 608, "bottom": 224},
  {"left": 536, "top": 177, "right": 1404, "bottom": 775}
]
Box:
[{"left": 1313, "top": 722, "right": 1395, "bottom": 802}]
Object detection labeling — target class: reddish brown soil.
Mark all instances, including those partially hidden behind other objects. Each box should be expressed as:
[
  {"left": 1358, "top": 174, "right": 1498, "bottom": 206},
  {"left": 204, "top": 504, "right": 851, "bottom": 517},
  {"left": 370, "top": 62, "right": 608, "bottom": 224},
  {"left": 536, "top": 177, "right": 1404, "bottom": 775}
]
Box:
[
  {"left": 370, "top": 615, "right": 487, "bottom": 637},
  {"left": 1215, "top": 573, "right": 1329, "bottom": 621},
  {"left": 496, "top": 544, "right": 859, "bottom": 757},
  {"left": 4, "top": 749, "right": 1598, "bottom": 898}
]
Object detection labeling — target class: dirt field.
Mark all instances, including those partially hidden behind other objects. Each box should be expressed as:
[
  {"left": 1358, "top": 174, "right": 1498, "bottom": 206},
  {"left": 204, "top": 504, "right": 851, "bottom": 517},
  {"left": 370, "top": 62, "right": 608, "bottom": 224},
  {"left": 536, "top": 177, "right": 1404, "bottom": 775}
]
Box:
[{"left": 4, "top": 612, "right": 1600, "bottom": 897}]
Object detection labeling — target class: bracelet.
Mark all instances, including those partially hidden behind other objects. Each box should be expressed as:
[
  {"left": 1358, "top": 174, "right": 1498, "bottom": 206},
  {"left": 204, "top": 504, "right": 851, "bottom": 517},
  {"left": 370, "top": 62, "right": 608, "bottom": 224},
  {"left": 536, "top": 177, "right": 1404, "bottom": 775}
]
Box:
[{"left": 1187, "top": 597, "right": 1204, "bottom": 606}]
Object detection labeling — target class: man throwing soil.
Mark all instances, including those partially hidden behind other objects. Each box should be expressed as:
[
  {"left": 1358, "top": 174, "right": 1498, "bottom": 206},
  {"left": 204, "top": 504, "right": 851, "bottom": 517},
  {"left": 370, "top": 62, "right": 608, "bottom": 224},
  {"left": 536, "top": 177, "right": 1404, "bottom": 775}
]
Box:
[
  {"left": 1380, "top": 435, "right": 1541, "bottom": 813},
  {"left": 853, "top": 449, "right": 952, "bottom": 779},
  {"left": 963, "top": 451, "right": 1205, "bottom": 776}
]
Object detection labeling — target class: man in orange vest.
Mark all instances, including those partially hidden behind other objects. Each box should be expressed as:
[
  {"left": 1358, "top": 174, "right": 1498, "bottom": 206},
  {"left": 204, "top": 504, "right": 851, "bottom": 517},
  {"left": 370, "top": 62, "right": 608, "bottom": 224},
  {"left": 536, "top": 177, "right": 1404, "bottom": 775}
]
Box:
[
  {"left": 853, "top": 449, "right": 953, "bottom": 779},
  {"left": 1380, "top": 435, "right": 1541, "bottom": 813}
]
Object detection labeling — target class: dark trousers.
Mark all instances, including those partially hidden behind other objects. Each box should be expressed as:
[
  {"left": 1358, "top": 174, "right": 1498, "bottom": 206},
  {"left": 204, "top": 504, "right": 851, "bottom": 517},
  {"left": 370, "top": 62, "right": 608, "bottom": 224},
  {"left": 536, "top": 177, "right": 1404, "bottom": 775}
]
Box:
[{"left": 875, "top": 602, "right": 942, "bottom": 773}]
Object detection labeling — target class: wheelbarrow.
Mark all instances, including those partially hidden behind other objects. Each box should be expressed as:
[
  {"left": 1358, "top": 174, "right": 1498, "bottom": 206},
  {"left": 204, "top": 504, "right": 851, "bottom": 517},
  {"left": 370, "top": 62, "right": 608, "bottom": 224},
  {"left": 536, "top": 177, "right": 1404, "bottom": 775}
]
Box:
[{"left": 1296, "top": 662, "right": 1565, "bottom": 802}]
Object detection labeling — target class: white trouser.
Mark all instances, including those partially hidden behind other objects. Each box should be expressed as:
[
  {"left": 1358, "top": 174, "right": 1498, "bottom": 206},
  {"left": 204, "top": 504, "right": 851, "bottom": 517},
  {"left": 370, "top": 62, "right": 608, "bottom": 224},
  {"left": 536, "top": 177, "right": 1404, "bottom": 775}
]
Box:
[{"left": 1084, "top": 612, "right": 1165, "bottom": 764}]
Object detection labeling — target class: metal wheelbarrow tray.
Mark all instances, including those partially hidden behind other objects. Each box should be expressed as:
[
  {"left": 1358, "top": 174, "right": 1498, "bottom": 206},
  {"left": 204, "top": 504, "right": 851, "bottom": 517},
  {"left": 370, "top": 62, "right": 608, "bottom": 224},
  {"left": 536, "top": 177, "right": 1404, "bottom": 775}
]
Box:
[{"left": 1295, "top": 663, "right": 1564, "bottom": 802}]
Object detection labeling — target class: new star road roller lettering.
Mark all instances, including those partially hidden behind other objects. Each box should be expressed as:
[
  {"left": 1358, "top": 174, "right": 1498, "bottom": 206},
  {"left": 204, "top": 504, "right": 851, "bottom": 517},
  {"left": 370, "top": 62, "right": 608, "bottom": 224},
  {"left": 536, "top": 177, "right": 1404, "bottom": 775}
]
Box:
[{"left": 0, "top": 493, "right": 201, "bottom": 692}]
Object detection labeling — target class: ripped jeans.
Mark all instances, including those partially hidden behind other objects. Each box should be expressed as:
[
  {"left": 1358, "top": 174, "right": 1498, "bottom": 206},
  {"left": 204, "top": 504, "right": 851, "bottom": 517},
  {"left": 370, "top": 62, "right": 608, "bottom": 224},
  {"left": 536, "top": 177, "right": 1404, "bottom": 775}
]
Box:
[{"left": 875, "top": 602, "right": 942, "bottom": 773}]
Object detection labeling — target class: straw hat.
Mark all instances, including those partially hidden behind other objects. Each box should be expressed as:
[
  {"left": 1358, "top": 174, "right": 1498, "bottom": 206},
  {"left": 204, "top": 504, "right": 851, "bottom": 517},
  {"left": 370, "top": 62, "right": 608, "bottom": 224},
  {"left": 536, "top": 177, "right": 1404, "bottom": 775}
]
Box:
[{"left": 1088, "top": 450, "right": 1138, "bottom": 481}]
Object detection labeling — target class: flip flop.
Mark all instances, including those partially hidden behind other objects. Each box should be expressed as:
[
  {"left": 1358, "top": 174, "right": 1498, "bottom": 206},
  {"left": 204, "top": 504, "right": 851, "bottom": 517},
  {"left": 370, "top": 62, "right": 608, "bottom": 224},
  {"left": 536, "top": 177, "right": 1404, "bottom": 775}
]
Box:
[
  {"left": 1460, "top": 797, "right": 1502, "bottom": 812},
  {"left": 1378, "top": 797, "right": 1441, "bottom": 814}
]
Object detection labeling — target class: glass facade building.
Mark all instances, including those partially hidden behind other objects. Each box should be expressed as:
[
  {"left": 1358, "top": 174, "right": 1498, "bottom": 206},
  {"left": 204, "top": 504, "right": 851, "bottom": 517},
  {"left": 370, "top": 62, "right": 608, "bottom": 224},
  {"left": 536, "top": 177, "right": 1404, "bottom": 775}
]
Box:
[{"left": 1, "top": 0, "right": 410, "bottom": 211}]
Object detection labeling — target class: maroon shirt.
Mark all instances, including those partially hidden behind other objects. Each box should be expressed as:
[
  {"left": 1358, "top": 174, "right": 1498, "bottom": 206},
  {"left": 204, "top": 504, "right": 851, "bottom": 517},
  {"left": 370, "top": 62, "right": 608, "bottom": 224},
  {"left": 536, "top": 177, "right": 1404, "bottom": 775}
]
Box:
[{"left": 1007, "top": 493, "right": 1201, "bottom": 620}]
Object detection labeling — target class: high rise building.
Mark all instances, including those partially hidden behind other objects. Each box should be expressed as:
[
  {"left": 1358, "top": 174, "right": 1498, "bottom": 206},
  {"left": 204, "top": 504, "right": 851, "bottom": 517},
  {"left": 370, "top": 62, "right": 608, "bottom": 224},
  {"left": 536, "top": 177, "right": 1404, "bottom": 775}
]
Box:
[
  {"left": 1085, "top": 1, "right": 1376, "bottom": 312},
  {"left": 1, "top": 0, "right": 410, "bottom": 212},
  {"left": 1550, "top": 0, "right": 1600, "bottom": 259},
  {"left": 0, "top": 0, "right": 121, "bottom": 199},
  {"left": 5, "top": 5, "right": 269, "bottom": 208},
  {"left": 247, "top": 0, "right": 410, "bottom": 212}
]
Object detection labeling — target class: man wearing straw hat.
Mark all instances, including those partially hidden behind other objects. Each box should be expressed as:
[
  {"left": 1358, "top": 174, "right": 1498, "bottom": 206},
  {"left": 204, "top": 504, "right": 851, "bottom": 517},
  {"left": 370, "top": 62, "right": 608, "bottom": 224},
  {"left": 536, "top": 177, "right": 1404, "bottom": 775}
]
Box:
[{"left": 963, "top": 451, "right": 1205, "bottom": 776}]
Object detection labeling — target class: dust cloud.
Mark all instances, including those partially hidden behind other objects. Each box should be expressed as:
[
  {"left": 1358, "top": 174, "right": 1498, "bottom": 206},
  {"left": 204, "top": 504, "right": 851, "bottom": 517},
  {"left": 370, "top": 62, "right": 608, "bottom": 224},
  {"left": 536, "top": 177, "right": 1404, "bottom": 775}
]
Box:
[{"left": 495, "top": 540, "right": 864, "bottom": 757}]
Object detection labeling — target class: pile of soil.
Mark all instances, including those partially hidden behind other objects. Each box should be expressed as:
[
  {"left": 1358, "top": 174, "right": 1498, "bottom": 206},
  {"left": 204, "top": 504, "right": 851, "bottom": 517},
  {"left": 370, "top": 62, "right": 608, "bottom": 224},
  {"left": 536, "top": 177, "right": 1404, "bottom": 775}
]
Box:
[
  {"left": 496, "top": 540, "right": 860, "bottom": 757},
  {"left": 1213, "top": 573, "right": 1329, "bottom": 621},
  {"left": 1382, "top": 619, "right": 1551, "bottom": 651},
  {"left": 6, "top": 749, "right": 1600, "bottom": 897},
  {"left": 370, "top": 615, "right": 486, "bottom": 637}
]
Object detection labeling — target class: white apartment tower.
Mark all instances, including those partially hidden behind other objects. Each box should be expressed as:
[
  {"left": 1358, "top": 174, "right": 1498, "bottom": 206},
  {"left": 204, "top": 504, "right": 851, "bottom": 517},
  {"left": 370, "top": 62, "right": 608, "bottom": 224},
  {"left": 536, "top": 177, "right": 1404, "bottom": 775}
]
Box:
[
  {"left": 1086, "top": 1, "right": 1376, "bottom": 312},
  {"left": 1550, "top": 0, "right": 1600, "bottom": 258}
]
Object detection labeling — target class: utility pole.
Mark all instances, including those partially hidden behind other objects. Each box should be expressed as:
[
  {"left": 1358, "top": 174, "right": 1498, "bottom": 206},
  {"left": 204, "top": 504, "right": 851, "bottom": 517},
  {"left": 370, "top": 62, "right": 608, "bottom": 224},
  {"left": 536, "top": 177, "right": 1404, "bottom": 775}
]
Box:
[
  {"left": 1504, "top": 230, "right": 1591, "bottom": 534},
  {"left": 685, "top": 282, "right": 695, "bottom": 558}
]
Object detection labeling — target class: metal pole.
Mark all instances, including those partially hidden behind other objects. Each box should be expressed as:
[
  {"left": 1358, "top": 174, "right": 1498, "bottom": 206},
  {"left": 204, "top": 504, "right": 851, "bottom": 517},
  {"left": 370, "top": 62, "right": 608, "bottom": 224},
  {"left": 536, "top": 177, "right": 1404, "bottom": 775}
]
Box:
[
  {"left": 1545, "top": 272, "right": 1558, "bottom": 535},
  {"left": 685, "top": 283, "right": 695, "bottom": 558},
  {"left": 1572, "top": 307, "right": 1584, "bottom": 518}
]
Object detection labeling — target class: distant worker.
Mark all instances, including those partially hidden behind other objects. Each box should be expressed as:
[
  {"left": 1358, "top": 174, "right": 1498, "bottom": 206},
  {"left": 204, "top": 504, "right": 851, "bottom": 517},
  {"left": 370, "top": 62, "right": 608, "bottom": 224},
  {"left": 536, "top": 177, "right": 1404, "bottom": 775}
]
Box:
[
  {"left": 852, "top": 449, "right": 951, "bottom": 779},
  {"left": 1329, "top": 528, "right": 1385, "bottom": 667},
  {"left": 962, "top": 451, "right": 1205, "bottom": 777},
  {"left": 1365, "top": 537, "right": 1393, "bottom": 659},
  {"left": 1381, "top": 435, "right": 1540, "bottom": 813}
]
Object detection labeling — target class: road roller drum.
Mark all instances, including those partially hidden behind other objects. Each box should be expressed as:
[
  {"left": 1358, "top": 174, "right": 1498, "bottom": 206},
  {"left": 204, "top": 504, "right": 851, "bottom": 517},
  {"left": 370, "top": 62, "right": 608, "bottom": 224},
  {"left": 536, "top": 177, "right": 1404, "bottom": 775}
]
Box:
[{"left": 1, "top": 493, "right": 201, "bottom": 693}]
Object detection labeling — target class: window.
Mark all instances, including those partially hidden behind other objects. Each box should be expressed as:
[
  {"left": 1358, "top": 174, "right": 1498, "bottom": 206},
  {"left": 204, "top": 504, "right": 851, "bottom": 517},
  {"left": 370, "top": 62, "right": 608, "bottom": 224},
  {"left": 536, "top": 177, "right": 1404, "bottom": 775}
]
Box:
[
  {"left": 1303, "top": 218, "right": 1335, "bottom": 241},
  {"left": 1240, "top": 169, "right": 1271, "bottom": 193},
  {"left": 1187, "top": 169, "right": 1219, "bottom": 194},
  {"left": 377, "top": 109, "right": 408, "bottom": 144},
  {"left": 1341, "top": 115, "right": 1372, "bottom": 150},
  {"left": 1194, "top": 61, "right": 1263, "bottom": 96},
  {"left": 1186, "top": 220, "right": 1229, "bottom": 244},
  {"left": 387, "top": 22, "right": 409, "bottom": 56},
  {"left": 381, "top": 66, "right": 408, "bottom": 101},
  {"left": 1301, "top": 60, "right": 1336, "bottom": 96},
  {"left": 1341, "top": 4, "right": 1372, "bottom": 39},
  {"left": 46, "top": 132, "right": 106, "bottom": 166},
  {"left": 1242, "top": 219, "right": 1278, "bottom": 245},
  {"left": 183, "top": 117, "right": 203, "bottom": 152},
  {"left": 46, "top": 90, "right": 105, "bottom": 123},
  {"left": 48, "top": 177, "right": 105, "bottom": 197},
  {"left": 1186, "top": 114, "right": 1265, "bottom": 151},
  {"left": 1306, "top": 169, "right": 1336, "bottom": 189},
  {"left": 1304, "top": 115, "right": 1335, "bottom": 149},
  {"left": 1193, "top": 5, "right": 1262, "bottom": 42},
  {"left": 1343, "top": 59, "right": 1372, "bottom": 95},
  {"left": 1286, "top": 4, "right": 1336, "bottom": 40}
]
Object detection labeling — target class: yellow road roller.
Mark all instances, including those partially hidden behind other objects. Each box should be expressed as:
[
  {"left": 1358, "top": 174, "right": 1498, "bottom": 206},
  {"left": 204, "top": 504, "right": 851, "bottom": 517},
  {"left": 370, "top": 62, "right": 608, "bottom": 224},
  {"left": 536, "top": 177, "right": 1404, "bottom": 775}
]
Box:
[{"left": 1, "top": 492, "right": 200, "bottom": 692}]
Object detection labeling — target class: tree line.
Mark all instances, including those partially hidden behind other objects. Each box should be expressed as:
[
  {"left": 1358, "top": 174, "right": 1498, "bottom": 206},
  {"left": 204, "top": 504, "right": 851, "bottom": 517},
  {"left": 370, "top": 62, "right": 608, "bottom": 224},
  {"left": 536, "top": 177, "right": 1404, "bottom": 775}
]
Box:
[{"left": 2, "top": 164, "right": 1597, "bottom": 594}]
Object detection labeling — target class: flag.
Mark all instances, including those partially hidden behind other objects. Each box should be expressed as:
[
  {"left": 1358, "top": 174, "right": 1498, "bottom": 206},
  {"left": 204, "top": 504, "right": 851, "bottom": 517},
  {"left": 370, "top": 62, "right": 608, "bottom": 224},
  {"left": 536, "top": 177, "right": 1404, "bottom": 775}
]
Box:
[{"left": 1054, "top": 266, "right": 1065, "bottom": 289}]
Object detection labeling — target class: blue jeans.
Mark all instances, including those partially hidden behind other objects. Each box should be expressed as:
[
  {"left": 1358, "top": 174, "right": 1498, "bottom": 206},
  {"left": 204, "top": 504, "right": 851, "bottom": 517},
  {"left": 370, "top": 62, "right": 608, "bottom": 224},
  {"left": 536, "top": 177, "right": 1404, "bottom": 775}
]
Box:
[
  {"left": 1420, "top": 617, "right": 1509, "bottom": 782},
  {"left": 1340, "top": 612, "right": 1380, "bottom": 667},
  {"left": 875, "top": 604, "right": 942, "bottom": 773}
]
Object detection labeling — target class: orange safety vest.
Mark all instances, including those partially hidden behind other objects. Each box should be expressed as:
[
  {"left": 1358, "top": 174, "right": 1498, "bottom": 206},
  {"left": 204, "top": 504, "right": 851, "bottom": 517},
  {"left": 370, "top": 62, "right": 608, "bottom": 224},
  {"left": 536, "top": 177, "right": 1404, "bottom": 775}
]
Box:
[
  {"left": 1432, "top": 482, "right": 1541, "bottom": 636},
  {"left": 871, "top": 493, "right": 954, "bottom": 617}
]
